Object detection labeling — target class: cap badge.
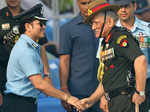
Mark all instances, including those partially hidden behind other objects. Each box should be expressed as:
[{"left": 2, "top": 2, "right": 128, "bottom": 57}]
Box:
[{"left": 88, "top": 9, "right": 93, "bottom": 16}]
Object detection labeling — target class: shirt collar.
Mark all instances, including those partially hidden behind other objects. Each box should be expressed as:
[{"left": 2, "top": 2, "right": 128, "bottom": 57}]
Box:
[
  {"left": 20, "top": 34, "right": 40, "bottom": 50},
  {"left": 116, "top": 17, "right": 145, "bottom": 32},
  {"left": 133, "top": 17, "right": 146, "bottom": 31},
  {"left": 74, "top": 13, "right": 84, "bottom": 24}
]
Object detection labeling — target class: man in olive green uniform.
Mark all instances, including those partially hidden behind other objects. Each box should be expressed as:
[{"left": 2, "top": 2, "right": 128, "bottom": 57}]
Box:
[
  {"left": 0, "top": 1, "right": 23, "bottom": 110},
  {"left": 79, "top": 0, "right": 147, "bottom": 112}
]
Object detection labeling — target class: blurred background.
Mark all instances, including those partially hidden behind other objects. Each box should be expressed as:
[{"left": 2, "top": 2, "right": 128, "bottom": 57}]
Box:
[{"left": 0, "top": 0, "right": 79, "bottom": 44}]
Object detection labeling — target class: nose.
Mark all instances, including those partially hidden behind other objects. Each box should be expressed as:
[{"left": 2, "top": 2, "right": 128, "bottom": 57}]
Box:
[
  {"left": 120, "top": 7, "right": 126, "bottom": 12},
  {"left": 42, "top": 25, "right": 46, "bottom": 28},
  {"left": 92, "top": 24, "right": 96, "bottom": 30}
]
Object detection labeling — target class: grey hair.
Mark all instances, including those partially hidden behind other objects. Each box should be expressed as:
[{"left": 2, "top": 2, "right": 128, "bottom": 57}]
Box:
[{"left": 96, "top": 11, "right": 118, "bottom": 23}]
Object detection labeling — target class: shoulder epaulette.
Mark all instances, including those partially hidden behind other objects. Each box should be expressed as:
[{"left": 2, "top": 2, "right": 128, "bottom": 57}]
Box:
[{"left": 32, "top": 43, "right": 38, "bottom": 48}]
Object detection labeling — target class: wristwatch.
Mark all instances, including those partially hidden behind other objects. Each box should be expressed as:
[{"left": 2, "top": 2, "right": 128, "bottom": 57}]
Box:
[
  {"left": 136, "top": 90, "right": 145, "bottom": 97},
  {"left": 44, "top": 72, "right": 51, "bottom": 78}
]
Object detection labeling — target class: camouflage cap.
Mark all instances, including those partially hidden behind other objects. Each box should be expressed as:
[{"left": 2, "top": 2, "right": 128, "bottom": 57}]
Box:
[{"left": 86, "top": 0, "right": 120, "bottom": 23}]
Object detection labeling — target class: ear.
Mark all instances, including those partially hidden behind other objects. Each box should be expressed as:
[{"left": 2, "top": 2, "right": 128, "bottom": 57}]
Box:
[
  {"left": 25, "top": 23, "right": 32, "bottom": 31},
  {"left": 107, "top": 17, "right": 114, "bottom": 28}
]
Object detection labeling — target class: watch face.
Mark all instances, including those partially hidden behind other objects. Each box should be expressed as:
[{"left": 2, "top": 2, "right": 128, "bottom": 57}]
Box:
[{"left": 139, "top": 91, "right": 145, "bottom": 96}]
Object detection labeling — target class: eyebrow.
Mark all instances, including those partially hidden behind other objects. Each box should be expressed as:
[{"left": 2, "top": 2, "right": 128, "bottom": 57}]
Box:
[{"left": 80, "top": 1, "right": 91, "bottom": 5}]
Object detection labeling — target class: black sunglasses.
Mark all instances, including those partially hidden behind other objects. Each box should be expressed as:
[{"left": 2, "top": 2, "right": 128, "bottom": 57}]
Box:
[{"left": 39, "top": 21, "right": 46, "bottom": 27}]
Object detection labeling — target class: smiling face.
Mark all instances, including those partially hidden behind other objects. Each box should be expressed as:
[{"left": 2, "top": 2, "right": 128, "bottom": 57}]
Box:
[
  {"left": 91, "top": 13, "right": 114, "bottom": 38},
  {"left": 25, "top": 19, "right": 46, "bottom": 40}
]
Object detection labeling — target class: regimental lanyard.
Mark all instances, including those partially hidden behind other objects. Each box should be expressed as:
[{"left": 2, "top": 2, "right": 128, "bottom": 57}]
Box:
[
  {"left": 97, "top": 34, "right": 111, "bottom": 82},
  {"left": 97, "top": 45, "right": 105, "bottom": 82}
]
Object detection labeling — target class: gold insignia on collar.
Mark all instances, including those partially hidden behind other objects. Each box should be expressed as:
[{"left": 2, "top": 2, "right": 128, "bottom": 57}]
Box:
[
  {"left": 88, "top": 9, "right": 93, "bottom": 16},
  {"left": 116, "top": 35, "right": 127, "bottom": 44},
  {"left": 2, "top": 23, "right": 10, "bottom": 30}
]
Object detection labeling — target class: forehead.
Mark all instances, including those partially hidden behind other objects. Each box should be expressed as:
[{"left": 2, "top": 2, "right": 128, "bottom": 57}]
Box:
[
  {"left": 92, "top": 14, "right": 104, "bottom": 21},
  {"left": 32, "top": 19, "right": 40, "bottom": 23},
  {"left": 77, "top": 0, "right": 93, "bottom": 3},
  {"left": 94, "top": 13, "right": 104, "bottom": 19},
  {"left": 119, "top": 2, "right": 134, "bottom": 8},
  {"left": 6, "top": 0, "right": 20, "bottom": 2}
]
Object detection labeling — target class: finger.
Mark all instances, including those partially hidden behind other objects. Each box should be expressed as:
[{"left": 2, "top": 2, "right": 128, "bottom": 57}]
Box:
[
  {"left": 63, "top": 103, "right": 72, "bottom": 111},
  {"left": 135, "top": 104, "right": 139, "bottom": 112}
]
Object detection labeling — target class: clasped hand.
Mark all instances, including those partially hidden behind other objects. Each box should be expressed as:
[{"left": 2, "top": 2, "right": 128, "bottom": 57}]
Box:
[{"left": 66, "top": 97, "right": 95, "bottom": 112}]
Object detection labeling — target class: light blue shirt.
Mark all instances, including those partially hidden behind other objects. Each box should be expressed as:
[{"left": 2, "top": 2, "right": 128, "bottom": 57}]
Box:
[
  {"left": 5, "top": 34, "right": 44, "bottom": 98},
  {"left": 116, "top": 17, "right": 150, "bottom": 78}
]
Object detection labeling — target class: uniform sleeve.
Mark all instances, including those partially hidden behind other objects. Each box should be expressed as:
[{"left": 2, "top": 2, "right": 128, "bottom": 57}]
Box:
[
  {"left": 58, "top": 24, "right": 72, "bottom": 55},
  {"left": 18, "top": 52, "right": 42, "bottom": 77},
  {"left": 114, "top": 32, "right": 144, "bottom": 62},
  {"left": 0, "top": 43, "right": 10, "bottom": 65}
]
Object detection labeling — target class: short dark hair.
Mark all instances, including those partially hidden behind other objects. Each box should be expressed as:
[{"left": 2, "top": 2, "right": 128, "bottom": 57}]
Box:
[{"left": 19, "top": 18, "right": 36, "bottom": 34}]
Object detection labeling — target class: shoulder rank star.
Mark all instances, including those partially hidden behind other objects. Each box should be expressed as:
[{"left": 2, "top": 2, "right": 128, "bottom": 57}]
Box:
[{"left": 120, "top": 40, "right": 128, "bottom": 47}]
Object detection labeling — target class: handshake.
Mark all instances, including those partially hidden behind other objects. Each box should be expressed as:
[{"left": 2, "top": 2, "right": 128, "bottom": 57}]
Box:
[{"left": 62, "top": 94, "right": 96, "bottom": 112}]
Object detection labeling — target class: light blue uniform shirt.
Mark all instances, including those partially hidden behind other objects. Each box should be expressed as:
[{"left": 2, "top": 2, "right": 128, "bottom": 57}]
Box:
[
  {"left": 5, "top": 34, "right": 44, "bottom": 98},
  {"left": 116, "top": 17, "right": 150, "bottom": 78}
]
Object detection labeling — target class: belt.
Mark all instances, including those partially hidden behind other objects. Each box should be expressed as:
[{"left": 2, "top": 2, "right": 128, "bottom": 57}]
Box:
[
  {"left": 4, "top": 93, "right": 36, "bottom": 103},
  {"left": 104, "top": 87, "right": 134, "bottom": 101}
]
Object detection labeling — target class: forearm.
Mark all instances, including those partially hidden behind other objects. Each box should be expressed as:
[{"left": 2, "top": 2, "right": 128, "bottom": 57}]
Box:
[
  {"left": 40, "top": 46, "right": 50, "bottom": 74},
  {"left": 39, "top": 80, "right": 69, "bottom": 101},
  {"left": 30, "top": 75, "right": 70, "bottom": 102},
  {"left": 59, "top": 55, "right": 70, "bottom": 89},
  {"left": 89, "top": 82, "right": 104, "bottom": 103},
  {"left": 134, "top": 55, "right": 147, "bottom": 91}
]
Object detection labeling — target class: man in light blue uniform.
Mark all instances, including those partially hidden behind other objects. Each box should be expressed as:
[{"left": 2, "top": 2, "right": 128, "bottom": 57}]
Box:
[
  {"left": 5, "top": 34, "right": 43, "bottom": 98},
  {"left": 99, "top": 0, "right": 150, "bottom": 111},
  {"left": 116, "top": 1, "right": 150, "bottom": 111},
  {"left": 2, "top": 4, "right": 83, "bottom": 112}
]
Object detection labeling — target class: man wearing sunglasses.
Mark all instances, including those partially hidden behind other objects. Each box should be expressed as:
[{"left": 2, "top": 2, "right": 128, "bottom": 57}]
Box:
[{"left": 2, "top": 4, "right": 84, "bottom": 112}]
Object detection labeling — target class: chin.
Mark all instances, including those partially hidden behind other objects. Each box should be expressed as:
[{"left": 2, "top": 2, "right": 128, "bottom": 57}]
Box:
[{"left": 96, "top": 35, "right": 100, "bottom": 38}]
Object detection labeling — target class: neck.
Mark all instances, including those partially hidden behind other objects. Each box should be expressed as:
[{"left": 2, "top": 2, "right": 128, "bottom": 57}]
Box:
[
  {"left": 24, "top": 33, "right": 37, "bottom": 42},
  {"left": 8, "top": 6, "right": 21, "bottom": 16},
  {"left": 120, "top": 16, "right": 135, "bottom": 30}
]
